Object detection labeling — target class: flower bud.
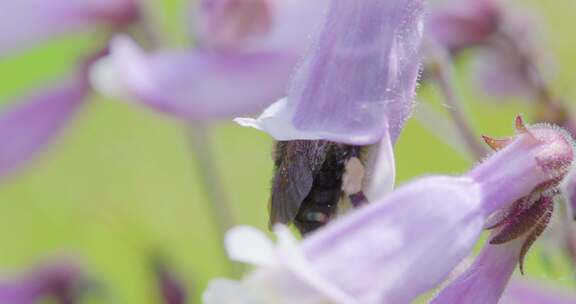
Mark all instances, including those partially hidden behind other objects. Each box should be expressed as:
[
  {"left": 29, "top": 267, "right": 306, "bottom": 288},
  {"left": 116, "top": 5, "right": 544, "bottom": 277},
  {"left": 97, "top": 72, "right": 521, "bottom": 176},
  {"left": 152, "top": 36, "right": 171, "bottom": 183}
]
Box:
[{"left": 194, "top": 0, "right": 272, "bottom": 49}]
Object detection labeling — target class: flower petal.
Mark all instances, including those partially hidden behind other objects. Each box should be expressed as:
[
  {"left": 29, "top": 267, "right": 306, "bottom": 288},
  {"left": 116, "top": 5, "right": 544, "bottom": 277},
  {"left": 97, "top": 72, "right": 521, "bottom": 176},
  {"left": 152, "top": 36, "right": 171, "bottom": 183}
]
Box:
[
  {"left": 225, "top": 226, "right": 276, "bottom": 267},
  {"left": 430, "top": 238, "right": 524, "bottom": 304},
  {"left": 301, "top": 176, "right": 485, "bottom": 303},
  {"left": 238, "top": 0, "right": 424, "bottom": 145},
  {"left": 0, "top": 80, "right": 87, "bottom": 179},
  {"left": 501, "top": 279, "right": 576, "bottom": 304},
  {"left": 203, "top": 279, "right": 260, "bottom": 304},
  {"left": 91, "top": 35, "right": 299, "bottom": 120},
  {"left": 0, "top": 0, "right": 136, "bottom": 56},
  {"left": 362, "top": 129, "right": 395, "bottom": 201},
  {"left": 272, "top": 225, "right": 358, "bottom": 304}
]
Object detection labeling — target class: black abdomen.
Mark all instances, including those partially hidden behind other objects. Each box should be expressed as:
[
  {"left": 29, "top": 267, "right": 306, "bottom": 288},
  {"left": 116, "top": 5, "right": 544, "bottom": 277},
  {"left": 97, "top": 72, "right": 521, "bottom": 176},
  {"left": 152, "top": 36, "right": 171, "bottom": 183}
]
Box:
[{"left": 294, "top": 144, "right": 361, "bottom": 235}]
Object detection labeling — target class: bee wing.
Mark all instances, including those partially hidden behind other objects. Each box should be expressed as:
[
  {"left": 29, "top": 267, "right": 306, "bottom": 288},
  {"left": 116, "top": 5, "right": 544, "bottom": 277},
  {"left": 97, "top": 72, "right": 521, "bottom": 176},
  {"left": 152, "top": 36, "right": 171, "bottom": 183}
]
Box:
[
  {"left": 269, "top": 155, "right": 314, "bottom": 226},
  {"left": 269, "top": 141, "right": 329, "bottom": 227}
]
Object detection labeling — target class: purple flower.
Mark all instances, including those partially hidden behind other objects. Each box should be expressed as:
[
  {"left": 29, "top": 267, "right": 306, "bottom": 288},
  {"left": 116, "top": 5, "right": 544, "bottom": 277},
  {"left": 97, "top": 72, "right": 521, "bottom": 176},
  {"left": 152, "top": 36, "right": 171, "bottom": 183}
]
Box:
[
  {"left": 0, "top": 0, "right": 137, "bottom": 56},
  {"left": 91, "top": 0, "right": 329, "bottom": 120},
  {"left": 90, "top": 35, "right": 299, "bottom": 120},
  {"left": 0, "top": 0, "right": 139, "bottom": 179},
  {"left": 0, "top": 79, "right": 88, "bottom": 180},
  {"left": 235, "top": 0, "right": 423, "bottom": 145},
  {"left": 427, "top": 0, "right": 501, "bottom": 52},
  {"left": 0, "top": 260, "right": 86, "bottom": 304},
  {"left": 204, "top": 118, "right": 574, "bottom": 303}
]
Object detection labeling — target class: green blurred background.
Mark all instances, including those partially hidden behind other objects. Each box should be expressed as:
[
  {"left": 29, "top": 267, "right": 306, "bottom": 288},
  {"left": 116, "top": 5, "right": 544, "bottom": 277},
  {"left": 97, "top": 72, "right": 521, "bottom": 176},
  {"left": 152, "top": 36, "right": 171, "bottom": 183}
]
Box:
[{"left": 0, "top": 0, "right": 575, "bottom": 303}]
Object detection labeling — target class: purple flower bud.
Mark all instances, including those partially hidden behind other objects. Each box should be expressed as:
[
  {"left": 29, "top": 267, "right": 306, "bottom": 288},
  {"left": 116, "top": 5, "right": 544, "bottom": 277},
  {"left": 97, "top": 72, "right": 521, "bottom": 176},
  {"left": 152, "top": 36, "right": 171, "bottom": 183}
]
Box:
[
  {"left": 193, "top": 0, "right": 329, "bottom": 51},
  {"left": 0, "top": 80, "right": 88, "bottom": 180},
  {"left": 427, "top": 0, "right": 500, "bottom": 51},
  {"left": 236, "top": 0, "right": 424, "bottom": 145},
  {"left": 194, "top": 0, "right": 273, "bottom": 49}
]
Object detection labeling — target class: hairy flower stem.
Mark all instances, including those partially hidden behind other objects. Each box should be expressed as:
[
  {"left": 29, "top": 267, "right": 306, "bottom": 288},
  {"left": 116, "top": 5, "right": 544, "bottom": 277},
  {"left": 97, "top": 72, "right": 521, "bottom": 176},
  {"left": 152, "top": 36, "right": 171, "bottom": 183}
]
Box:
[
  {"left": 185, "top": 124, "right": 239, "bottom": 276},
  {"left": 427, "top": 44, "right": 488, "bottom": 160}
]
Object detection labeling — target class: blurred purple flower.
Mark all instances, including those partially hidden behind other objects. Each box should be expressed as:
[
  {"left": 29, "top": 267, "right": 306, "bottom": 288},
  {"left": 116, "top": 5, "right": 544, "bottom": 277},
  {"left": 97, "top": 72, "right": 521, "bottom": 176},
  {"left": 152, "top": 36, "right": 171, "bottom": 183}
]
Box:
[
  {"left": 427, "top": 0, "right": 500, "bottom": 52},
  {"left": 204, "top": 118, "right": 574, "bottom": 303},
  {"left": 0, "top": 79, "right": 88, "bottom": 180},
  {"left": 91, "top": 35, "right": 298, "bottom": 120},
  {"left": 91, "top": 0, "right": 329, "bottom": 120},
  {"left": 0, "top": 0, "right": 139, "bottom": 179},
  {"left": 501, "top": 279, "right": 576, "bottom": 304},
  {"left": 0, "top": 0, "right": 138, "bottom": 57},
  {"left": 0, "top": 260, "right": 86, "bottom": 304},
  {"left": 236, "top": 0, "right": 423, "bottom": 145}
]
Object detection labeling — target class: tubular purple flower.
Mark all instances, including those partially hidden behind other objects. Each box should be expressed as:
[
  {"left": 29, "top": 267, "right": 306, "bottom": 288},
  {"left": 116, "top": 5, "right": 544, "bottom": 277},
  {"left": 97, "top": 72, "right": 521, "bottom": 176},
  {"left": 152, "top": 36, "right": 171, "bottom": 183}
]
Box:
[
  {"left": 235, "top": 0, "right": 424, "bottom": 145},
  {"left": 203, "top": 118, "right": 574, "bottom": 303},
  {"left": 91, "top": 35, "right": 298, "bottom": 120},
  {"left": 0, "top": 0, "right": 138, "bottom": 56},
  {"left": 91, "top": 0, "right": 329, "bottom": 120},
  {"left": 0, "top": 80, "right": 88, "bottom": 180}
]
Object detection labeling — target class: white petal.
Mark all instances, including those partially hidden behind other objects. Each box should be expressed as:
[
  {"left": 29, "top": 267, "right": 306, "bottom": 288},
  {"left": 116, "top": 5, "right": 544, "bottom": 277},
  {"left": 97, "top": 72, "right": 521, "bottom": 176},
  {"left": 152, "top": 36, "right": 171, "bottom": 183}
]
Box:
[
  {"left": 363, "top": 128, "right": 395, "bottom": 202},
  {"left": 203, "top": 279, "right": 261, "bottom": 304},
  {"left": 234, "top": 98, "right": 319, "bottom": 141},
  {"left": 225, "top": 226, "right": 276, "bottom": 267},
  {"left": 272, "top": 225, "right": 359, "bottom": 304}
]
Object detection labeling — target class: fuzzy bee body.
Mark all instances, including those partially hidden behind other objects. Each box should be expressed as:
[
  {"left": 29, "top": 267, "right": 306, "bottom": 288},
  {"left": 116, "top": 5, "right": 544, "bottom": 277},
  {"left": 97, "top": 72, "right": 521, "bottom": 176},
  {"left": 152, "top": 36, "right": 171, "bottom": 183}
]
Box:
[{"left": 270, "top": 140, "right": 367, "bottom": 235}]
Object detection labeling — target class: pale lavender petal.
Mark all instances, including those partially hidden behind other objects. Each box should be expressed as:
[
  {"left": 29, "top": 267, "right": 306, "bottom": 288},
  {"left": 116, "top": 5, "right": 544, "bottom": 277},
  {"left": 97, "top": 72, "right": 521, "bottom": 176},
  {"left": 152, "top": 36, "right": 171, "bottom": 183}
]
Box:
[
  {"left": 0, "top": 81, "right": 87, "bottom": 179},
  {"left": 501, "top": 279, "right": 576, "bottom": 304},
  {"left": 0, "top": 0, "right": 137, "bottom": 56},
  {"left": 91, "top": 36, "right": 298, "bottom": 120},
  {"left": 301, "top": 176, "right": 485, "bottom": 303},
  {"left": 238, "top": 0, "right": 424, "bottom": 145},
  {"left": 430, "top": 238, "right": 523, "bottom": 304}
]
